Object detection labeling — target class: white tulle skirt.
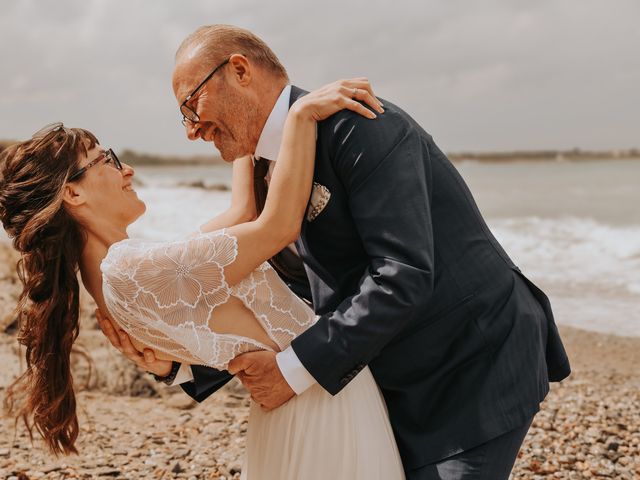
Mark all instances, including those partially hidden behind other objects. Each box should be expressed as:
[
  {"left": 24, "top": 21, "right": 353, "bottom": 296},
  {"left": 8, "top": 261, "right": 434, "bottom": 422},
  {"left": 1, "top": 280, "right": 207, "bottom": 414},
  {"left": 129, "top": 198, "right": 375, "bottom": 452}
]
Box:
[{"left": 241, "top": 367, "right": 405, "bottom": 480}]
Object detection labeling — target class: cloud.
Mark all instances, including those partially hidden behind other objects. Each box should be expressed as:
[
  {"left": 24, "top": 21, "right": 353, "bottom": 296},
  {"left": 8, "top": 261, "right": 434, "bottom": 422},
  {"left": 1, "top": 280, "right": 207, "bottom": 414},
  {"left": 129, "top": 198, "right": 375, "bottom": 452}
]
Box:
[{"left": 0, "top": 0, "right": 638, "bottom": 154}]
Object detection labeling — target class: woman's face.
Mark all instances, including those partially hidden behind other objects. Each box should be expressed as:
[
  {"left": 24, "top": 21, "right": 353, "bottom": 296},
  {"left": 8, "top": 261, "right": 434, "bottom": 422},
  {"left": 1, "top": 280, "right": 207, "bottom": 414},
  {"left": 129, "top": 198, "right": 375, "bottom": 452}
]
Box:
[{"left": 71, "top": 145, "right": 146, "bottom": 229}]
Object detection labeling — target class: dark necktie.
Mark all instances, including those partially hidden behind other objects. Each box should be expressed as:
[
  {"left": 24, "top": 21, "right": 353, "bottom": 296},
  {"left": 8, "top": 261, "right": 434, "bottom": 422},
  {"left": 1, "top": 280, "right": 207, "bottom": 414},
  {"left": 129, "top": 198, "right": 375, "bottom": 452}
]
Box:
[{"left": 253, "top": 157, "right": 309, "bottom": 286}]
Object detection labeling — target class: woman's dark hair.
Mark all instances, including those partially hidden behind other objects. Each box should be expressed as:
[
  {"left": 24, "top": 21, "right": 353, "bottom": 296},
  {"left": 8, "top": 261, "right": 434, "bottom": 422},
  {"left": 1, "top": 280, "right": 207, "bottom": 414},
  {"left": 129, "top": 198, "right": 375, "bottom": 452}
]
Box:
[{"left": 0, "top": 124, "right": 98, "bottom": 455}]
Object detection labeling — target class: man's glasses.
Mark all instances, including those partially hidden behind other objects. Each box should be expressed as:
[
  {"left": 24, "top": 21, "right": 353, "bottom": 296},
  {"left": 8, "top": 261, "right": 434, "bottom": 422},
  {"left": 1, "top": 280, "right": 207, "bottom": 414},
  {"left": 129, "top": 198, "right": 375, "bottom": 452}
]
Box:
[
  {"left": 180, "top": 57, "right": 230, "bottom": 125},
  {"left": 68, "top": 149, "right": 123, "bottom": 182}
]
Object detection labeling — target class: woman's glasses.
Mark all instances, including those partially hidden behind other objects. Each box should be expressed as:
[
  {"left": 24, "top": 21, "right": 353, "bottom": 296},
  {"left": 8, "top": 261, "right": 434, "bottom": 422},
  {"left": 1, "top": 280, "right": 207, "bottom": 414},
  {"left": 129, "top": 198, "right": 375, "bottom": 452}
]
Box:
[
  {"left": 31, "top": 121, "right": 71, "bottom": 140},
  {"left": 68, "top": 149, "right": 123, "bottom": 182}
]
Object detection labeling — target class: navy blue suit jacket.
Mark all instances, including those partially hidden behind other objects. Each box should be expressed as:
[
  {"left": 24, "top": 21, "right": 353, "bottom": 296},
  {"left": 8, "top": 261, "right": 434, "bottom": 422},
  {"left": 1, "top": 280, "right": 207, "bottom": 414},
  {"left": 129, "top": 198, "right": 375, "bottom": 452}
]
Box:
[{"left": 182, "top": 86, "right": 570, "bottom": 468}]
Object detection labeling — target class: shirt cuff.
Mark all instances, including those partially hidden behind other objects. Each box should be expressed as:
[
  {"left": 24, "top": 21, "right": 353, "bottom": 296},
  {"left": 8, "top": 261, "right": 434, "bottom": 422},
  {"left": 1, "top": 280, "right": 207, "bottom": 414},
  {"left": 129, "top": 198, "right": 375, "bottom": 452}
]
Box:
[
  {"left": 276, "top": 346, "right": 317, "bottom": 395},
  {"left": 169, "top": 363, "right": 194, "bottom": 386}
]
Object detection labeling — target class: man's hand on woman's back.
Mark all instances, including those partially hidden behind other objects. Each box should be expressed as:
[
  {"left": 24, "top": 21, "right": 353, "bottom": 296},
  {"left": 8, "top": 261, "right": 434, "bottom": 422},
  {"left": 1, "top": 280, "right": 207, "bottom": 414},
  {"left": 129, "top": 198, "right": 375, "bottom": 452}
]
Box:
[{"left": 95, "top": 308, "right": 173, "bottom": 377}]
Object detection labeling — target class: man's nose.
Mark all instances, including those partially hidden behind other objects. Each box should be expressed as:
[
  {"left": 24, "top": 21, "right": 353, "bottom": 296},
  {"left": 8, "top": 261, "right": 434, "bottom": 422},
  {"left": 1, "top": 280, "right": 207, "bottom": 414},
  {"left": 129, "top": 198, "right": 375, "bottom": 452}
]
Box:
[{"left": 185, "top": 121, "right": 202, "bottom": 141}]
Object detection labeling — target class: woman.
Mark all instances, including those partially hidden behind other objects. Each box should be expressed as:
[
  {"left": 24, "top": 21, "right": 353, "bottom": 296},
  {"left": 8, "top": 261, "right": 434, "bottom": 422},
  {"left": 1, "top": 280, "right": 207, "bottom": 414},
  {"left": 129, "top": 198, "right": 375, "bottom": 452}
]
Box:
[{"left": 0, "top": 79, "right": 405, "bottom": 478}]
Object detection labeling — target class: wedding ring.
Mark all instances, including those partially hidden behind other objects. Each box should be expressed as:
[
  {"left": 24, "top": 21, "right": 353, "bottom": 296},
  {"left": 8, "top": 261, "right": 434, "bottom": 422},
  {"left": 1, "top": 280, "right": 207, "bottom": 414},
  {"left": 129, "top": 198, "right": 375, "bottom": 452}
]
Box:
[{"left": 352, "top": 88, "right": 358, "bottom": 99}]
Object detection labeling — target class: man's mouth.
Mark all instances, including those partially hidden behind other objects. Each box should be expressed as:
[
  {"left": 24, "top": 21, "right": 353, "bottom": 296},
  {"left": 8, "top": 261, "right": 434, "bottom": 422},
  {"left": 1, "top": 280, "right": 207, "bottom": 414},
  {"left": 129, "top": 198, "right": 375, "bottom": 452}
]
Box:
[
  {"left": 123, "top": 184, "right": 135, "bottom": 192},
  {"left": 211, "top": 127, "right": 222, "bottom": 143}
]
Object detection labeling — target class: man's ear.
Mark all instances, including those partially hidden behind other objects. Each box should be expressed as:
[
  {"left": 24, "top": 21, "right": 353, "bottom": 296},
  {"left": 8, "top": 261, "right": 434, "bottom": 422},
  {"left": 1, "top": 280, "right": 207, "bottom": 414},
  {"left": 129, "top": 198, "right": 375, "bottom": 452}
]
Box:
[
  {"left": 62, "top": 182, "right": 86, "bottom": 208},
  {"left": 228, "top": 53, "right": 251, "bottom": 85}
]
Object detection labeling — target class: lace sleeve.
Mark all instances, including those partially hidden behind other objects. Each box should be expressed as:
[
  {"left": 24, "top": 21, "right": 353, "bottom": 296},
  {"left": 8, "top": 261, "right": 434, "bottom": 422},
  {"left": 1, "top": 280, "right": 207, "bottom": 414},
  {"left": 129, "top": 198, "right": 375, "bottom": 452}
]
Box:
[{"left": 101, "top": 230, "right": 271, "bottom": 369}]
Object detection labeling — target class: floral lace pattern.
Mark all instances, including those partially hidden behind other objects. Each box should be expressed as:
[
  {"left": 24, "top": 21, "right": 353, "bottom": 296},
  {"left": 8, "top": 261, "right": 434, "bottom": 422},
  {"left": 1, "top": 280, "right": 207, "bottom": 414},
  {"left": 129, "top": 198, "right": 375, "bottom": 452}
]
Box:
[{"left": 101, "top": 229, "right": 317, "bottom": 370}]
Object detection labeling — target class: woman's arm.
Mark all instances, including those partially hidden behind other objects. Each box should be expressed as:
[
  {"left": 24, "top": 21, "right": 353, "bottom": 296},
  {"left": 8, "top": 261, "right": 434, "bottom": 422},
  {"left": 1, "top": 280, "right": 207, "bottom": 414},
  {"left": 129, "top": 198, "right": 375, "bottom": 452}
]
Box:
[
  {"left": 198, "top": 155, "right": 257, "bottom": 233},
  {"left": 222, "top": 78, "right": 383, "bottom": 285}
]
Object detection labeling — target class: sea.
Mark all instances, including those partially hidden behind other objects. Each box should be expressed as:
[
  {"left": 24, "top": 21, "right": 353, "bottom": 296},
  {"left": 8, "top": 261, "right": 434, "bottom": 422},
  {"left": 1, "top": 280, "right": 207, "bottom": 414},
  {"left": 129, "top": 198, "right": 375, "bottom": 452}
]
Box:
[{"left": 5, "top": 160, "right": 640, "bottom": 337}]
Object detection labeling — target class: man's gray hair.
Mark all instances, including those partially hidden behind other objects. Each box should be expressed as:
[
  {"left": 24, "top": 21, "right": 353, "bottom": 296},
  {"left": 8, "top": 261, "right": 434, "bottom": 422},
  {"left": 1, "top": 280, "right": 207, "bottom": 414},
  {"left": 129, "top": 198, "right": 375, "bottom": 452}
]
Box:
[{"left": 176, "top": 24, "right": 289, "bottom": 82}]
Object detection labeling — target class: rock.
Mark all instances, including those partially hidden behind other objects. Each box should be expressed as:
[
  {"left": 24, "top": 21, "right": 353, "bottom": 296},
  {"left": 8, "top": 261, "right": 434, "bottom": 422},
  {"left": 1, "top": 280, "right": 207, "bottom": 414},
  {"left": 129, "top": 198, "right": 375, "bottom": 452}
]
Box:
[
  {"left": 171, "top": 461, "right": 183, "bottom": 474},
  {"left": 91, "top": 467, "right": 121, "bottom": 476},
  {"left": 172, "top": 448, "right": 191, "bottom": 459},
  {"left": 177, "top": 180, "right": 230, "bottom": 191},
  {"left": 167, "top": 395, "right": 197, "bottom": 410}
]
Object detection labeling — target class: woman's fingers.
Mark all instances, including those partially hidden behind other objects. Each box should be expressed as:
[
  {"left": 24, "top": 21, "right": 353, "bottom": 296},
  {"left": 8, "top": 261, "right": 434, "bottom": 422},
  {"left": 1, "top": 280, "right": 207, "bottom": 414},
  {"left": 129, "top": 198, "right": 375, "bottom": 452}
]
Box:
[
  {"left": 297, "top": 77, "right": 384, "bottom": 121},
  {"left": 343, "top": 78, "right": 384, "bottom": 109},
  {"left": 344, "top": 98, "right": 377, "bottom": 119},
  {"left": 349, "top": 87, "right": 384, "bottom": 114}
]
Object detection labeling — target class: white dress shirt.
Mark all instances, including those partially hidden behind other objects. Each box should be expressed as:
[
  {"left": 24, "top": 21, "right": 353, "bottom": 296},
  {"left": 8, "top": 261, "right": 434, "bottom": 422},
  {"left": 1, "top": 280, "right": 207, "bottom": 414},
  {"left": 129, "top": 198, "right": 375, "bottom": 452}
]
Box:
[{"left": 172, "top": 85, "right": 317, "bottom": 394}]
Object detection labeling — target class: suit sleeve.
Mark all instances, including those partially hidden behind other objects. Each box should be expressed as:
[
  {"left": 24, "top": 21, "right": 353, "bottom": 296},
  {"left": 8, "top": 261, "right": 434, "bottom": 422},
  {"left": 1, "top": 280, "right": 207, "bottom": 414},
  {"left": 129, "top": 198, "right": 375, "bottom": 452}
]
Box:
[
  {"left": 180, "top": 366, "right": 234, "bottom": 402},
  {"left": 291, "top": 109, "right": 436, "bottom": 395}
]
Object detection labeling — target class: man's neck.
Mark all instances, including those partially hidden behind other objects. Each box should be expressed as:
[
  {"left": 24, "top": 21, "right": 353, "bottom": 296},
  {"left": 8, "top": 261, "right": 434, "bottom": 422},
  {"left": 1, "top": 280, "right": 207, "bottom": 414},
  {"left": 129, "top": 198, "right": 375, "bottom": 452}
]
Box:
[{"left": 255, "top": 83, "right": 291, "bottom": 161}]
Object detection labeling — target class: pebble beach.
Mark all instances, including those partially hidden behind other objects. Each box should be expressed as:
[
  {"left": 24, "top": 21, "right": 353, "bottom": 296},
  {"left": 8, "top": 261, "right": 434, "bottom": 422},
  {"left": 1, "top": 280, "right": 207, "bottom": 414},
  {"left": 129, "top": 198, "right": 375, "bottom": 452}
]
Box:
[{"left": 1, "top": 241, "right": 639, "bottom": 479}]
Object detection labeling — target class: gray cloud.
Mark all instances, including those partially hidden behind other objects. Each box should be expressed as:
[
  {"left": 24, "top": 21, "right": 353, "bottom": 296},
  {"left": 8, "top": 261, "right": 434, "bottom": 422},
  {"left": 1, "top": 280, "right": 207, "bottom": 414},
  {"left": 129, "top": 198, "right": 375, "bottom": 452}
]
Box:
[{"left": 0, "top": 0, "right": 638, "bottom": 155}]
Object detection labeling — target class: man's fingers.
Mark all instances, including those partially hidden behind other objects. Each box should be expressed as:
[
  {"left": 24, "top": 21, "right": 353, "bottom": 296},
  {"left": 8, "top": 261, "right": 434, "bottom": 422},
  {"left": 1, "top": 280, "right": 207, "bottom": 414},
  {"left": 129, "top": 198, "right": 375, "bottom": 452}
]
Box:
[
  {"left": 96, "top": 309, "right": 126, "bottom": 351},
  {"left": 99, "top": 314, "right": 122, "bottom": 349},
  {"left": 143, "top": 349, "right": 156, "bottom": 364},
  {"left": 228, "top": 355, "right": 252, "bottom": 375},
  {"left": 118, "top": 330, "right": 143, "bottom": 360}
]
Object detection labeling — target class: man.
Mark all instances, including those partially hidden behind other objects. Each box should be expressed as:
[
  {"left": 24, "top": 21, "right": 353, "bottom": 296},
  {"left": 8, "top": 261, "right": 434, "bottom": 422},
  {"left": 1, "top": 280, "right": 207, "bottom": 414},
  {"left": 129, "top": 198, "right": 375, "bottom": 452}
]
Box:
[{"left": 101, "top": 25, "right": 570, "bottom": 479}]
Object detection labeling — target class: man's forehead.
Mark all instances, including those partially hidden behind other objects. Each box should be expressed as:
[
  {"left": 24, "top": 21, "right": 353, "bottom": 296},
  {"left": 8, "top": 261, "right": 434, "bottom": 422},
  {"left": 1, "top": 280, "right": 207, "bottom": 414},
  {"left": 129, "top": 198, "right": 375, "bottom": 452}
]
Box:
[
  {"left": 173, "top": 43, "right": 230, "bottom": 99},
  {"left": 180, "top": 41, "right": 206, "bottom": 62},
  {"left": 172, "top": 61, "right": 203, "bottom": 99}
]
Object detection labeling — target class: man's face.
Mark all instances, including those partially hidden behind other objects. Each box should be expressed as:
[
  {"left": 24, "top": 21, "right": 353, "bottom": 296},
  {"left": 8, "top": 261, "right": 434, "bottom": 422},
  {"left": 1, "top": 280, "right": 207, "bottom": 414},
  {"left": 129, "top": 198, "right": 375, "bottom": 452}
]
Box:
[{"left": 172, "top": 58, "right": 262, "bottom": 161}]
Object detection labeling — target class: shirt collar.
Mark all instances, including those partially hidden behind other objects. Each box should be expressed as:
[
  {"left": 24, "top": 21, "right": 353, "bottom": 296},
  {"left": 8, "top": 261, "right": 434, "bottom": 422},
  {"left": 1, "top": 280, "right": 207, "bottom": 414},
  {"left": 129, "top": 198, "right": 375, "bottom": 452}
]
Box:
[{"left": 254, "top": 84, "right": 291, "bottom": 162}]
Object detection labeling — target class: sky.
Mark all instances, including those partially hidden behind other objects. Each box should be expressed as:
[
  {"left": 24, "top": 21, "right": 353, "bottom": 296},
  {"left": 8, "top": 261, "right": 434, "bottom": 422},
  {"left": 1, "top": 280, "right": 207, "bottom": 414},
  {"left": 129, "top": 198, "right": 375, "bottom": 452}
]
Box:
[{"left": 0, "top": 0, "right": 638, "bottom": 156}]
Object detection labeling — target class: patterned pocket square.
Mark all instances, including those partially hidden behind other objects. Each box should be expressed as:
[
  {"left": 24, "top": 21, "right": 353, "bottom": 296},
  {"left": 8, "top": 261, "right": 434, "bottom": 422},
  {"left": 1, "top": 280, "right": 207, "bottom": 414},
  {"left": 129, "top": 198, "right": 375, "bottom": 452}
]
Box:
[{"left": 306, "top": 182, "right": 331, "bottom": 222}]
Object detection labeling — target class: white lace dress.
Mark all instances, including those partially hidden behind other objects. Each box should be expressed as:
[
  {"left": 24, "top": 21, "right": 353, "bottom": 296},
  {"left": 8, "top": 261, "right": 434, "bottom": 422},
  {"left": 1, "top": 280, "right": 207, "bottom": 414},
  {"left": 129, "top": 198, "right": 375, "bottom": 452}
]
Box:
[{"left": 101, "top": 229, "right": 405, "bottom": 480}]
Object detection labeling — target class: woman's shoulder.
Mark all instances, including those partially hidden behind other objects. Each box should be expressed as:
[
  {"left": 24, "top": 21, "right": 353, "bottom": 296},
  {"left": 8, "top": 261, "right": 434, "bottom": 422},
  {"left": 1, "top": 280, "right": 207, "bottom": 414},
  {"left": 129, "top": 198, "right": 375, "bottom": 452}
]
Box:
[{"left": 101, "top": 229, "right": 240, "bottom": 278}]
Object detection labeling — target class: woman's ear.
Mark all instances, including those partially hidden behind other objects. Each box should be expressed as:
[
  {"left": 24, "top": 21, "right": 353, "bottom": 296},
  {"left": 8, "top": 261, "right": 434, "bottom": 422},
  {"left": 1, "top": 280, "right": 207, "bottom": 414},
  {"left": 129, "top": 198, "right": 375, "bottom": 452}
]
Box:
[{"left": 62, "top": 183, "right": 86, "bottom": 208}]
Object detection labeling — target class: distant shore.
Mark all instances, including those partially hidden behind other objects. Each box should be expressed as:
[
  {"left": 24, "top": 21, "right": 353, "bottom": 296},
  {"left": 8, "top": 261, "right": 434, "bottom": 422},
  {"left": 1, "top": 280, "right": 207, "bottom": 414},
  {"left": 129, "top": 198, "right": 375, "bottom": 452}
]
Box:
[
  {"left": 2, "top": 139, "right": 639, "bottom": 166},
  {"left": 449, "top": 149, "right": 640, "bottom": 163}
]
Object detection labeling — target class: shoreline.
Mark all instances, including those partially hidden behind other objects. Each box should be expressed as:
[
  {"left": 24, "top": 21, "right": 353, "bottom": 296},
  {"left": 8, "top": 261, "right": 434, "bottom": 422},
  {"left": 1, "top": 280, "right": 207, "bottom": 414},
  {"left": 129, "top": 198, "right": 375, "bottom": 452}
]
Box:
[{"left": 4, "top": 139, "right": 640, "bottom": 166}]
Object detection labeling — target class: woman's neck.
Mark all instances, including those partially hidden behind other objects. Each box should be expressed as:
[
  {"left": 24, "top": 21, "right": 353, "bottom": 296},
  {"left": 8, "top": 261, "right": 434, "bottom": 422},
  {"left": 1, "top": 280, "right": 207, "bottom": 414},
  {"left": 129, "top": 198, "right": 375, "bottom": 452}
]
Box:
[{"left": 79, "top": 223, "right": 128, "bottom": 304}]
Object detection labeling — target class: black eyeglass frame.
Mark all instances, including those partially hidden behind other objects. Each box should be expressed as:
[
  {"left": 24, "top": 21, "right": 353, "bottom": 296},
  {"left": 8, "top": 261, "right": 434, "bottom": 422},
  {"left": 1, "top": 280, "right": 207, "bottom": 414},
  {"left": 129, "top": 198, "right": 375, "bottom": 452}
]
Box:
[
  {"left": 68, "top": 148, "right": 123, "bottom": 182},
  {"left": 180, "top": 57, "right": 231, "bottom": 125}
]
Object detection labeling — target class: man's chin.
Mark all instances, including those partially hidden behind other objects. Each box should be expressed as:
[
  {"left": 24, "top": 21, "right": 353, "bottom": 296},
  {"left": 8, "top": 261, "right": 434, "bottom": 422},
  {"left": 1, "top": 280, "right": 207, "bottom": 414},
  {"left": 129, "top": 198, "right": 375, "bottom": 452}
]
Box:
[{"left": 219, "top": 146, "right": 251, "bottom": 162}]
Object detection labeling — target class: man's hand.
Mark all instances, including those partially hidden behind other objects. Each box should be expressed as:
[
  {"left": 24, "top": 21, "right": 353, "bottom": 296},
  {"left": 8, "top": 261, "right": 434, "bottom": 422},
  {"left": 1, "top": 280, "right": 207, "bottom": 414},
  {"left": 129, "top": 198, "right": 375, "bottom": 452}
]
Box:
[
  {"left": 95, "top": 309, "right": 173, "bottom": 377},
  {"left": 228, "top": 351, "right": 295, "bottom": 411}
]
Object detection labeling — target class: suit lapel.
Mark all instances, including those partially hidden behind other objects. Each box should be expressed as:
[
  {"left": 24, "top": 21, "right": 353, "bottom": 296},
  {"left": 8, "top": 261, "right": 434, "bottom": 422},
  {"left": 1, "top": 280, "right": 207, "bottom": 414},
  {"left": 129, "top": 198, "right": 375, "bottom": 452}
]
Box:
[
  {"left": 289, "top": 85, "right": 308, "bottom": 108},
  {"left": 287, "top": 85, "right": 337, "bottom": 291}
]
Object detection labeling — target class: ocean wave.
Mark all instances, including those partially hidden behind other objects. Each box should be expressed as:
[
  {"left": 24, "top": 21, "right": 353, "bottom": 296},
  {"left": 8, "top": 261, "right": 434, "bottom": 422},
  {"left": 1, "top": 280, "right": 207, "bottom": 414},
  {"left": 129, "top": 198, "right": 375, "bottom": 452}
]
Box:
[
  {"left": 128, "top": 186, "right": 232, "bottom": 241},
  {"left": 490, "top": 216, "right": 640, "bottom": 297}
]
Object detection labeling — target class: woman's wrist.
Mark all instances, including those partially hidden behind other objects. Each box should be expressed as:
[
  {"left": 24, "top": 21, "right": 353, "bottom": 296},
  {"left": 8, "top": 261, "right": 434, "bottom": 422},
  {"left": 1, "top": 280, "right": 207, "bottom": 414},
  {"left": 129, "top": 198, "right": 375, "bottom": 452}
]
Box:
[{"left": 288, "top": 101, "right": 317, "bottom": 123}]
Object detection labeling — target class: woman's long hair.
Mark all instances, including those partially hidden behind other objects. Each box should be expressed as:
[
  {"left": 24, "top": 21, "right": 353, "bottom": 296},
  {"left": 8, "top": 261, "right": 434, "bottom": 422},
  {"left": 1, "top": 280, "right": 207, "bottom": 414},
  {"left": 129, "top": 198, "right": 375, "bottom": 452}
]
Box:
[{"left": 0, "top": 124, "right": 98, "bottom": 455}]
